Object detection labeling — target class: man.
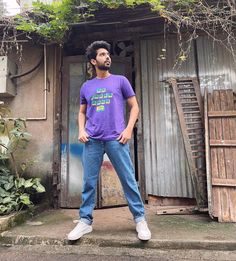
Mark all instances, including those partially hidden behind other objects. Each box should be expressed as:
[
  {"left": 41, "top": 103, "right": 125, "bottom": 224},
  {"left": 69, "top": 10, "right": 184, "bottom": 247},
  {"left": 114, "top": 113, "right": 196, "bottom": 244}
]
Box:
[{"left": 67, "top": 40, "right": 151, "bottom": 241}]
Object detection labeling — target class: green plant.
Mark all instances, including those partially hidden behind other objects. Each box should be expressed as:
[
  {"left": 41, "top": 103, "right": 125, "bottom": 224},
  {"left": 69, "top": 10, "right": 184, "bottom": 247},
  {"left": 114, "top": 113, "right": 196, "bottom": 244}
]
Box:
[
  {"left": 0, "top": 106, "right": 45, "bottom": 215},
  {"left": 15, "top": 0, "right": 87, "bottom": 43},
  {"left": 0, "top": 170, "right": 45, "bottom": 214},
  {"left": 13, "top": 0, "right": 197, "bottom": 44},
  {"left": 1, "top": 1, "right": 236, "bottom": 64}
]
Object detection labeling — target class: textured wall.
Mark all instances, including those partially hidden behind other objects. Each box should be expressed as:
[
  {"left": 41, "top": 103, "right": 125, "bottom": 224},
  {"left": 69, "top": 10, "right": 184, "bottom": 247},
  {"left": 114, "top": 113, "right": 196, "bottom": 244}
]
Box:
[{"left": 1, "top": 43, "right": 54, "bottom": 185}]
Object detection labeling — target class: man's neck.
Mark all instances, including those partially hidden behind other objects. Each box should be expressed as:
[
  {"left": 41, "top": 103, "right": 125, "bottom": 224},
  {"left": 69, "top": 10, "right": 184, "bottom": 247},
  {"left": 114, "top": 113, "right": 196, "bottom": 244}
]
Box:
[{"left": 96, "top": 70, "right": 110, "bottom": 79}]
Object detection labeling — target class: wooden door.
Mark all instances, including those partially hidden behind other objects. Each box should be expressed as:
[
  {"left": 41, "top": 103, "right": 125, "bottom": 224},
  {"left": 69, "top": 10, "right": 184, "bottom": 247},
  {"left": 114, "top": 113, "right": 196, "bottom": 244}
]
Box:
[{"left": 205, "top": 89, "right": 236, "bottom": 222}]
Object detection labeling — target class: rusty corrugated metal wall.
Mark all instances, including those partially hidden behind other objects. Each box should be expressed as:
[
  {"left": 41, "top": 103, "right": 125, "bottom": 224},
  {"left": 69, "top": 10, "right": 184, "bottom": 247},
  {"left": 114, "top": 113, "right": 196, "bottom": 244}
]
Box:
[
  {"left": 197, "top": 36, "right": 236, "bottom": 93},
  {"left": 140, "top": 35, "right": 236, "bottom": 198},
  {"left": 140, "top": 36, "right": 196, "bottom": 198}
]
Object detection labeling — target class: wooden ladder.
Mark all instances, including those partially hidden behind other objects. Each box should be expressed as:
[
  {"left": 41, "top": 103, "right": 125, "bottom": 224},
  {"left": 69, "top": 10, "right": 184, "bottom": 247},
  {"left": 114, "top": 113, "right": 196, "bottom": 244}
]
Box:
[{"left": 169, "top": 78, "right": 207, "bottom": 208}]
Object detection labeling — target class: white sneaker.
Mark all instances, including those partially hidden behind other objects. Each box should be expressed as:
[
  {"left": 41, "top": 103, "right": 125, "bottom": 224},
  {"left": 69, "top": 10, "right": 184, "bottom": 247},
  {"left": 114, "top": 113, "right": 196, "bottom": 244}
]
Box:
[
  {"left": 136, "top": 220, "right": 151, "bottom": 241},
  {"left": 67, "top": 220, "right": 92, "bottom": 241}
]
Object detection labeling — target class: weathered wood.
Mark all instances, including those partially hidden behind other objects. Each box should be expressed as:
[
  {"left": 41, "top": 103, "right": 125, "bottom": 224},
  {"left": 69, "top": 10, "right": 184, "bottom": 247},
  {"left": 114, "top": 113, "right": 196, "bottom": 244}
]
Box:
[
  {"left": 216, "top": 90, "right": 229, "bottom": 222},
  {"left": 169, "top": 78, "right": 207, "bottom": 208},
  {"left": 210, "top": 140, "right": 236, "bottom": 146},
  {"left": 206, "top": 89, "right": 236, "bottom": 222},
  {"left": 212, "top": 178, "right": 236, "bottom": 187},
  {"left": 204, "top": 88, "right": 212, "bottom": 218},
  {"left": 208, "top": 111, "right": 236, "bottom": 117},
  {"left": 156, "top": 206, "right": 197, "bottom": 215},
  {"left": 223, "top": 90, "right": 236, "bottom": 221},
  {"left": 208, "top": 92, "right": 220, "bottom": 218}
]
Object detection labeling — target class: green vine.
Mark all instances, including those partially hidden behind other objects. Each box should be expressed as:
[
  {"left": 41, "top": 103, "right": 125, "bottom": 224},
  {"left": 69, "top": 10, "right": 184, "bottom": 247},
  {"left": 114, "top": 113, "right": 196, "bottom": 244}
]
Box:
[
  {"left": 15, "top": 0, "right": 84, "bottom": 43},
  {"left": 1, "top": 0, "right": 236, "bottom": 63},
  {"left": 14, "top": 0, "right": 197, "bottom": 44}
]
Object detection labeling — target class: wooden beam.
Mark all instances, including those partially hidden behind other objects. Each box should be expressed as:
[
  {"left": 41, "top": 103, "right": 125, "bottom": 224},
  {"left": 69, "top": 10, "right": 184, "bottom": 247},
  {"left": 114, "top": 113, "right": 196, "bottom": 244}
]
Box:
[
  {"left": 210, "top": 140, "right": 236, "bottom": 147},
  {"left": 212, "top": 178, "right": 236, "bottom": 187},
  {"left": 156, "top": 206, "right": 197, "bottom": 215},
  {"left": 208, "top": 111, "right": 236, "bottom": 117}
]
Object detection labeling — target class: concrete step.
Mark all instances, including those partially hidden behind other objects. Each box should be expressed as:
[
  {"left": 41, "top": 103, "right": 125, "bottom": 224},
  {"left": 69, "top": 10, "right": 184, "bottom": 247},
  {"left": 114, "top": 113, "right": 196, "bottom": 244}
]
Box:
[{"left": 1, "top": 206, "right": 236, "bottom": 251}]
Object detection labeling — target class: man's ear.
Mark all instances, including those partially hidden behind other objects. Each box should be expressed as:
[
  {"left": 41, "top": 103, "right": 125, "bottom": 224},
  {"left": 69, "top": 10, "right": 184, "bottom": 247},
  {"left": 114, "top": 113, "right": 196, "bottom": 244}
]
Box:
[{"left": 90, "top": 59, "right": 96, "bottom": 66}]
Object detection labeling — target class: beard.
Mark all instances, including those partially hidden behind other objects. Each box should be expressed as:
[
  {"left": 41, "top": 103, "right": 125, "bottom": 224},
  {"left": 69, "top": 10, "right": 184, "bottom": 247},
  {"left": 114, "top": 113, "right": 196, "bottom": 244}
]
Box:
[{"left": 96, "top": 60, "right": 111, "bottom": 71}]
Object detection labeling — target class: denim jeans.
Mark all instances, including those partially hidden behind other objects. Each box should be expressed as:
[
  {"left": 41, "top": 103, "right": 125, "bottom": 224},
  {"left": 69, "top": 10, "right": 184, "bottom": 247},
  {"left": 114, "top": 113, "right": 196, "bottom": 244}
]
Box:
[{"left": 79, "top": 138, "right": 145, "bottom": 225}]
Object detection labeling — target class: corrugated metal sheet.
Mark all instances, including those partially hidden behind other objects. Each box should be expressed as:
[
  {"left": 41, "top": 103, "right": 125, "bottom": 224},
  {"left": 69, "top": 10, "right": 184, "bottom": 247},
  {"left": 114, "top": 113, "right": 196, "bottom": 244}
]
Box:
[
  {"left": 197, "top": 36, "right": 236, "bottom": 93},
  {"left": 141, "top": 35, "right": 236, "bottom": 198},
  {"left": 140, "top": 36, "right": 196, "bottom": 198}
]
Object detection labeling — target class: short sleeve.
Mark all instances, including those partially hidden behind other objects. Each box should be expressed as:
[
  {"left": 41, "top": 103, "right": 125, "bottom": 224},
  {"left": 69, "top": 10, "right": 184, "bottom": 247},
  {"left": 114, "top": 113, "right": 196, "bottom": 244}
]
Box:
[
  {"left": 80, "top": 84, "right": 87, "bottom": 105},
  {"left": 121, "top": 76, "right": 135, "bottom": 99}
]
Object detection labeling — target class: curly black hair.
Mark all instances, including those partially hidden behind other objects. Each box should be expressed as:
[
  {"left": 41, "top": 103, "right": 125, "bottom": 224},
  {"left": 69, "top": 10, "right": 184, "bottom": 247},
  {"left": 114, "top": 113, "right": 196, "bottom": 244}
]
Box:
[{"left": 86, "top": 40, "right": 111, "bottom": 61}]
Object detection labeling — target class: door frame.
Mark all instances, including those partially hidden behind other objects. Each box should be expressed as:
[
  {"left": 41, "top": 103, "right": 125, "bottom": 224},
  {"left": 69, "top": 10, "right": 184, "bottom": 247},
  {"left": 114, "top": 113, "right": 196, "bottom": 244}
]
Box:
[{"left": 60, "top": 56, "right": 86, "bottom": 207}]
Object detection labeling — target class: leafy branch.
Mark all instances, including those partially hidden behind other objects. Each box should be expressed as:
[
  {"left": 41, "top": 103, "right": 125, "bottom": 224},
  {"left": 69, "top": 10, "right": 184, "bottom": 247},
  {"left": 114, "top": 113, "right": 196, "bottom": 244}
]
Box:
[{"left": 1, "top": 0, "right": 236, "bottom": 63}]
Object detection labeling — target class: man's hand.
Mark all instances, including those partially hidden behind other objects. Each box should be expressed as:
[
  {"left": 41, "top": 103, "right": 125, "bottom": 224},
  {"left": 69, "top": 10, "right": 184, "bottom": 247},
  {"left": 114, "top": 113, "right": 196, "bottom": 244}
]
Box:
[
  {"left": 78, "top": 129, "right": 89, "bottom": 143},
  {"left": 117, "top": 128, "right": 132, "bottom": 144}
]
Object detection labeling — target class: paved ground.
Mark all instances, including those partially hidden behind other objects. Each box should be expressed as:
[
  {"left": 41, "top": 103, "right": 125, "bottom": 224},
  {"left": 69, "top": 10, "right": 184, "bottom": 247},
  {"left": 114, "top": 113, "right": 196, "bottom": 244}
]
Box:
[
  {"left": 1, "top": 205, "right": 236, "bottom": 253},
  {"left": 1, "top": 244, "right": 236, "bottom": 261}
]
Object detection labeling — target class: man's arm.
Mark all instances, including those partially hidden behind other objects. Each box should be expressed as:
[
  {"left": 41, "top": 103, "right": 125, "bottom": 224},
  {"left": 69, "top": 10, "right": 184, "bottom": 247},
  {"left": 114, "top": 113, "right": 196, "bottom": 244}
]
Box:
[
  {"left": 78, "top": 104, "right": 89, "bottom": 143},
  {"left": 117, "top": 96, "right": 139, "bottom": 144}
]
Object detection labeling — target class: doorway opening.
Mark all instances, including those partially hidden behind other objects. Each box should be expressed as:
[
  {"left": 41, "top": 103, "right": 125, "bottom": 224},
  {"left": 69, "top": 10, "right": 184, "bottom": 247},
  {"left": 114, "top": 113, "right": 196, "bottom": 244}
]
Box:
[{"left": 60, "top": 39, "right": 142, "bottom": 209}]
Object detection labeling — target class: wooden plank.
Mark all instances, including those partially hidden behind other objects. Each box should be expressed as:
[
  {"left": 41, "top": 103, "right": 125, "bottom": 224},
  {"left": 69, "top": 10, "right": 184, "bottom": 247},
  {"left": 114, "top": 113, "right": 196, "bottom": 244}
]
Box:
[
  {"left": 180, "top": 98, "right": 198, "bottom": 101},
  {"left": 181, "top": 101, "right": 199, "bottom": 104},
  {"left": 182, "top": 106, "right": 201, "bottom": 109},
  {"left": 187, "top": 126, "right": 204, "bottom": 131},
  {"left": 184, "top": 110, "right": 200, "bottom": 114},
  {"left": 212, "top": 178, "right": 236, "bottom": 187},
  {"left": 208, "top": 111, "right": 236, "bottom": 117},
  {"left": 208, "top": 92, "right": 220, "bottom": 218},
  {"left": 225, "top": 90, "right": 236, "bottom": 221},
  {"left": 185, "top": 116, "right": 202, "bottom": 119},
  {"left": 210, "top": 140, "right": 236, "bottom": 146},
  {"left": 204, "top": 88, "right": 213, "bottom": 218},
  {"left": 193, "top": 78, "right": 204, "bottom": 118},
  {"left": 179, "top": 91, "right": 196, "bottom": 95},
  {"left": 227, "top": 90, "right": 236, "bottom": 178},
  {"left": 219, "top": 90, "right": 231, "bottom": 222},
  {"left": 156, "top": 206, "right": 197, "bottom": 215}
]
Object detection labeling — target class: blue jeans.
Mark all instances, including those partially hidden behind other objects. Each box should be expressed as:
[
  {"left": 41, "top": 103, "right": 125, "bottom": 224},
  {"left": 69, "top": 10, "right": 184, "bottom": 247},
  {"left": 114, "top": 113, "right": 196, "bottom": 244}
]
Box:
[{"left": 79, "top": 138, "right": 145, "bottom": 225}]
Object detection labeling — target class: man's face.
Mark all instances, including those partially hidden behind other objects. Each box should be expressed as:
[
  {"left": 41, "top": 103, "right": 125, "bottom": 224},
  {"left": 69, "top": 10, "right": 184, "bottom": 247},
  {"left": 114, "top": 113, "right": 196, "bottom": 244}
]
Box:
[{"left": 91, "top": 48, "right": 111, "bottom": 71}]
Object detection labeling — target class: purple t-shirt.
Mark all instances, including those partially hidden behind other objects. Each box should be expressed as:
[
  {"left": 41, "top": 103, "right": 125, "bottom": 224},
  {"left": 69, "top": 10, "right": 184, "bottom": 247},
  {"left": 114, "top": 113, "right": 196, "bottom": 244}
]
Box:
[{"left": 80, "top": 74, "right": 135, "bottom": 141}]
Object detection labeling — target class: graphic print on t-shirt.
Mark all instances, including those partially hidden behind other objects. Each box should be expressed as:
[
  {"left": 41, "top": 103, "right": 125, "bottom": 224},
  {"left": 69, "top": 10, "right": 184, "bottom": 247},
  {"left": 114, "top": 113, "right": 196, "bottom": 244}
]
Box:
[{"left": 90, "top": 88, "right": 113, "bottom": 112}]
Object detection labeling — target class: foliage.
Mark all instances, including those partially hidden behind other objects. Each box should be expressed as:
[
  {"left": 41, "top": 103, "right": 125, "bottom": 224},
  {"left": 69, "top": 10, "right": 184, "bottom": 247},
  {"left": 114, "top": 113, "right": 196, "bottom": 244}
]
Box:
[
  {"left": 12, "top": 0, "right": 199, "bottom": 43},
  {"left": 0, "top": 172, "right": 45, "bottom": 215},
  {"left": 0, "top": 106, "right": 45, "bottom": 215},
  {"left": 10, "top": 0, "right": 198, "bottom": 43},
  {"left": 1, "top": 0, "right": 236, "bottom": 62},
  {"left": 15, "top": 0, "right": 85, "bottom": 43}
]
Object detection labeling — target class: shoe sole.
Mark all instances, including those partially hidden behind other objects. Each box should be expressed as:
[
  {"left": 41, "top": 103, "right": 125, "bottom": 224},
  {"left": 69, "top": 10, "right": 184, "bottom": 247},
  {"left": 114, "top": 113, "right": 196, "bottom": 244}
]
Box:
[
  {"left": 68, "top": 226, "right": 93, "bottom": 241},
  {"left": 138, "top": 235, "right": 151, "bottom": 241}
]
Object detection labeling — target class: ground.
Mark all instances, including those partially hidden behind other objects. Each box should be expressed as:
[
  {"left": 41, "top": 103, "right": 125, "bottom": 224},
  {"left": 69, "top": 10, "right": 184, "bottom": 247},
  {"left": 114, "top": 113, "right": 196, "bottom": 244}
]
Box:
[
  {"left": 1, "top": 206, "right": 236, "bottom": 260},
  {"left": 1, "top": 244, "right": 236, "bottom": 261}
]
